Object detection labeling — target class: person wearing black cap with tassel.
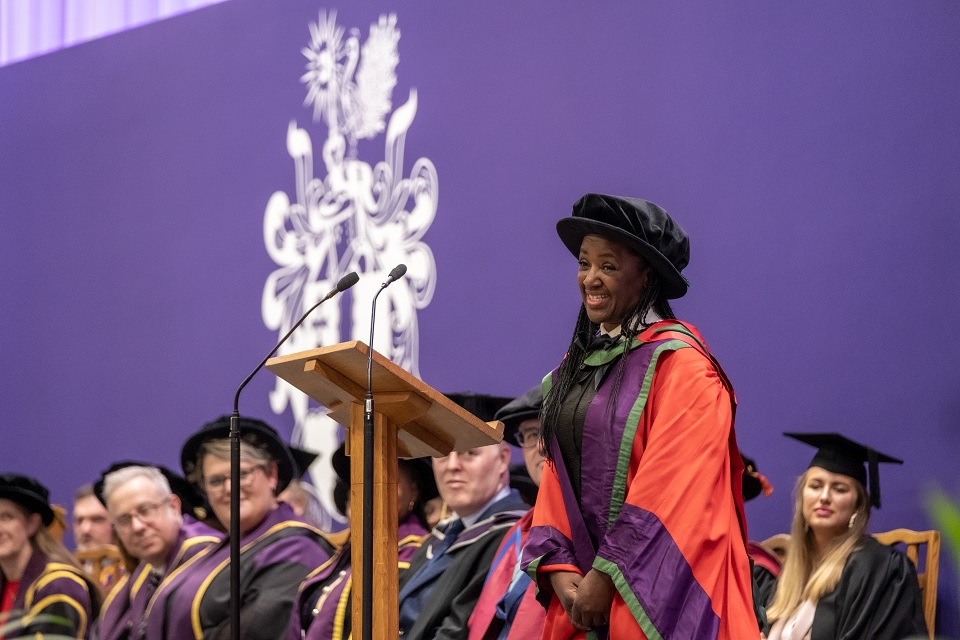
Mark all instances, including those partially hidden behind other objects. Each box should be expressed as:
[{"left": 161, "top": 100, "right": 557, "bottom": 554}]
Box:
[
  {"left": 0, "top": 473, "right": 101, "bottom": 638},
  {"left": 764, "top": 433, "right": 926, "bottom": 640}
]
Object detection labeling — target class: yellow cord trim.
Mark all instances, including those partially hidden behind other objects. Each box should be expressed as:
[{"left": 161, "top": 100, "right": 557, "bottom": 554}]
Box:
[
  {"left": 191, "top": 521, "right": 318, "bottom": 639},
  {"left": 22, "top": 594, "right": 87, "bottom": 639}
]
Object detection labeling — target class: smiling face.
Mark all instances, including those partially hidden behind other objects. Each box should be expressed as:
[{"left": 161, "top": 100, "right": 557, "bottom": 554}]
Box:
[
  {"left": 0, "top": 499, "right": 40, "bottom": 573},
  {"left": 201, "top": 454, "right": 278, "bottom": 534},
  {"left": 578, "top": 234, "right": 650, "bottom": 331},
  {"left": 432, "top": 443, "right": 510, "bottom": 518},
  {"left": 107, "top": 475, "right": 182, "bottom": 567},
  {"left": 801, "top": 467, "right": 862, "bottom": 542}
]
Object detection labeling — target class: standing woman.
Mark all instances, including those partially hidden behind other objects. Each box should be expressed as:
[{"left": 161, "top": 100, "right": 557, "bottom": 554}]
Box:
[
  {"left": 522, "top": 194, "right": 757, "bottom": 639},
  {"left": 0, "top": 474, "right": 101, "bottom": 639},
  {"left": 765, "top": 433, "right": 925, "bottom": 640},
  {"left": 143, "top": 416, "right": 333, "bottom": 640}
]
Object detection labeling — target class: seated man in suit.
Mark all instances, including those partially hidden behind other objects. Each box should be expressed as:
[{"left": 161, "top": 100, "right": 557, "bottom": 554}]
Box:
[
  {"left": 398, "top": 393, "right": 529, "bottom": 640},
  {"left": 95, "top": 463, "right": 221, "bottom": 640}
]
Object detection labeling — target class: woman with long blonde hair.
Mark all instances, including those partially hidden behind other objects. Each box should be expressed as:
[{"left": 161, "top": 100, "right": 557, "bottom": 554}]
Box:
[
  {"left": 765, "top": 433, "right": 925, "bottom": 640},
  {"left": 0, "top": 474, "right": 101, "bottom": 639}
]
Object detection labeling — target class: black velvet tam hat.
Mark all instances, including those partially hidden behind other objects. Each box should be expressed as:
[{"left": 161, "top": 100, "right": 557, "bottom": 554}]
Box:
[
  {"left": 0, "top": 474, "right": 54, "bottom": 526},
  {"left": 495, "top": 385, "right": 543, "bottom": 448},
  {"left": 444, "top": 392, "right": 513, "bottom": 423},
  {"left": 181, "top": 415, "right": 297, "bottom": 494},
  {"left": 784, "top": 432, "right": 903, "bottom": 509},
  {"left": 556, "top": 193, "right": 690, "bottom": 299},
  {"left": 94, "top": 461, "right": 210, "bottom": 521}
]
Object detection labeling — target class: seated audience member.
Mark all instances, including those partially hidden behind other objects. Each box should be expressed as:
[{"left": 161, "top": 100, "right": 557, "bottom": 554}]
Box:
[
  {"left": 73, "top": 483, "right": 114, "bottom": 551},
  {"left": 741, "top": 453, "right": 781, "bottom": 611},
  {"left": 289, "top": 443, "right": 437, "bottom": 639},
  {"left": 764, "top": 433, "right": 926, "bottom": 640},
  {"left": 397, "top": 393, "right": 528, "bottom": 640},
  {"left": 0, "top": 474, "right": 101, "bottom": 639},
  {"left": 95, "top": 463, "right": 222, "bottom": 640},
  {"left": 468, "top": 385, "right": 547, "bottom": 640},
  {"left": 278, "top": 446, "right": 320, "bottom": 524},
  {"left": 143, "top": 416, "right": 334, "bottom": 640},
  {"left": 509, "top": 463, "right": 538, "bottom": 508},
  {"left": 423, "top": 495, "right": 446, "bottom": 530},
  {"left": 74, "top": 482, "right": 125, "bottom": 589}
]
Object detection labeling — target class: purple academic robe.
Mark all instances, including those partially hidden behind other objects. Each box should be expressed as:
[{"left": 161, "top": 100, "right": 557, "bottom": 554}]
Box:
[
  {"left": 288, "top": 512, "right": 427, "bottom": 640},
  {"left": 143, "top": 502, "right": 332, "bottom": 640},
  {"left": 0, "top": 549, "right": 98, "bottom": 639},
  {"left": 521, "top": 321, "right": 756, "bottom": 640},
  {"left": 97, "top": 516, "right": 221, "bottom": 640}
]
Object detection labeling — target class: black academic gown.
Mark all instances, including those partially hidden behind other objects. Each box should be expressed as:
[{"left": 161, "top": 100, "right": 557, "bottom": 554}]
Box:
[
  {"left": 812, "top": 536, "right": 926, "bottom": 640},
  {"left": 397, "top": 490, "right": 528, "bottom": 640}
]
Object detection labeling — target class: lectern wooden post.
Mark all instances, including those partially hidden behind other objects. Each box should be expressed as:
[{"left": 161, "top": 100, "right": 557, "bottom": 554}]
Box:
[{"left": 266, "top": 341, "right": 503, "bottom": 639}]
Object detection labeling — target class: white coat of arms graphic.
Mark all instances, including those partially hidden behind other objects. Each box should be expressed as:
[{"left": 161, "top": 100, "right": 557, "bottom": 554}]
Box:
[{"left": 261, "top": 11, "right": 438, "bottom": 529}]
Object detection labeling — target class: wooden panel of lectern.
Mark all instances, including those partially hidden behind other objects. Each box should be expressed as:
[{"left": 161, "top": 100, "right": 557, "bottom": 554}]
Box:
[{"left": 266, "top": 341, "right": 503, "bottom": 639}]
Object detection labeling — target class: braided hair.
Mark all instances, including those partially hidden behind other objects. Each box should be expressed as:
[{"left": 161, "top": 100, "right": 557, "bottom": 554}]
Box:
[{"left": 539, "top": 267, "right": 674, "bottom": 461}]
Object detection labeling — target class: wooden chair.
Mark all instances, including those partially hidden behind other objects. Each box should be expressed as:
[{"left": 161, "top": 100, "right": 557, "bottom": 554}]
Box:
[
  {"left": 74, "top": 544, "right": 128, "bottom": 591},
  {"left": 873, "top": 528, "right": 940, "bottom": 639},
  {"left": 47, "top": 504, "right": 68, "bottom": 543},
  {"left": 761, "top": 533, "right": 790, "bottom": 564}
]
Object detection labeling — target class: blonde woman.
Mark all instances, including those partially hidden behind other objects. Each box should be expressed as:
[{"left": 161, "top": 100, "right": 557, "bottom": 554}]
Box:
[
  {"left": 0, "top": 474, "right": 101, "bottom": 639},
  {"left": 765, "top": 433, "right": 925, "bottom": 640}
]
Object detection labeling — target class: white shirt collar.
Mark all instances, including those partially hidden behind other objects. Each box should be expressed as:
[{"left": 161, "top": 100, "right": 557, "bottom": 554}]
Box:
[
  {"left": 455, "top": 486, "right": 511, "bottom": 529},
  {"left": 601, "top": 308, "right": 663, "bottom": 337}
]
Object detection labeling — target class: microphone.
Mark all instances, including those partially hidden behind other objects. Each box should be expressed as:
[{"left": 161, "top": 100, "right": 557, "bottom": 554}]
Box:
[
  {"left": 361, "top": 263, "right": 406, "bottom": 640},
  {"left": 382, "top": 263, "right": 408, "bottom": 287},
  {"left": 232, "top": 270, "right": 360, "bottom": 412},
  {"left": 365, "top": 263, "right": 407, "bottom": 398},
  {"left": 226, "top": 270, "right": 357, "bottom": 640}
]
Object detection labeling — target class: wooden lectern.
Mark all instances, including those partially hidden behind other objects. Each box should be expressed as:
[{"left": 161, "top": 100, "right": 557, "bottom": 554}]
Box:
[{"left": 266, "top": 341, "right": 504, "bottom": 639}]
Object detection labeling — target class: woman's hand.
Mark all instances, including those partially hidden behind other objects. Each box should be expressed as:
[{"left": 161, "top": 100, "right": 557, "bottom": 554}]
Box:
[
  {"left": 548, "top": 571, "right": 582, "bottom": 621},
  {"left": 569, "top": 569, "right": 616, "bottom": 630}
]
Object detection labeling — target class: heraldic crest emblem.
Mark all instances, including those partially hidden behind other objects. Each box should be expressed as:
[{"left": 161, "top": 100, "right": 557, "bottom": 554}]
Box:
[{"left": 262, "top": 10, "right": 438, "bottom": 529}]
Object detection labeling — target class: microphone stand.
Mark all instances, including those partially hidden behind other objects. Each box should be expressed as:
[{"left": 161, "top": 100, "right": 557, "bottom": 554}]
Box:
[
  {"left": 362, "top": 263, "right": 406, "bottom": 640},
  {"left": 228, "top": 271, "right": 358, "bottom": 640}
]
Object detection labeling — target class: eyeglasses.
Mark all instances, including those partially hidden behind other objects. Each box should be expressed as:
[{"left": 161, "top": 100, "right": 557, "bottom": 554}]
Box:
[
  {"left": 202, "top": 465, "right": 263, "bottom": 492},
  {"left": 113, "top": 497, "right": 171, "bottom": 530},
  {"left": 513, "top": 427, "right": 540, "bottom": 450}
]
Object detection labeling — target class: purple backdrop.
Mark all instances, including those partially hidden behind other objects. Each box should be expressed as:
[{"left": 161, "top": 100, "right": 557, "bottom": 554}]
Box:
[{"left": 2, "top": 0, "right": 959, "bottom": 633}]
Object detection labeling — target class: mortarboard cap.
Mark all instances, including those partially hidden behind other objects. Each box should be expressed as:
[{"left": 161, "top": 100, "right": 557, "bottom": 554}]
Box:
[
  {"left": 784, "top": 432, "right": 902, "bottom": 509},
  {"left": 289, "top": 446, "right": 319, "bottom": 479}
]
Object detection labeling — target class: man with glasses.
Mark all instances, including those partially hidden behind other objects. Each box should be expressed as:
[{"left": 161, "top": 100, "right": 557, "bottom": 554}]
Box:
[
  {"left": 468, "top": 385, "right": 548, "bottom": 640},
  {"left": 96, "top": 463, "right": 221, "bottom": 640}
]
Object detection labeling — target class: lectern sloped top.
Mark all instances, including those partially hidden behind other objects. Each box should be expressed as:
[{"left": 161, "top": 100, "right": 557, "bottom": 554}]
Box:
[{"left": 265, "top": 341, "right": 504, "bottom": 458}]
